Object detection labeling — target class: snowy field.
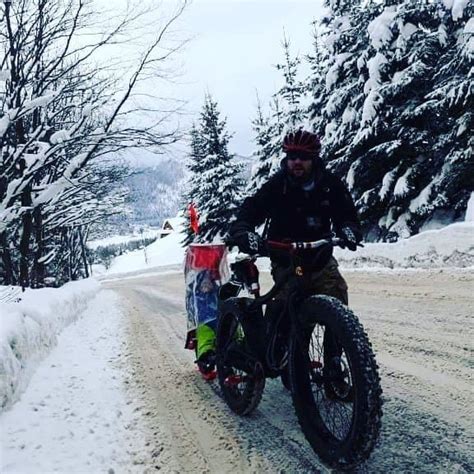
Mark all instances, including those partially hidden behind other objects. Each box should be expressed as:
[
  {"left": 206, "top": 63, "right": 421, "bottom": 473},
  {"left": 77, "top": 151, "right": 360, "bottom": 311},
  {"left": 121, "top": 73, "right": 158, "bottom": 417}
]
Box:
[
  {"left": 86, "top": 228, "right": 162, "bottom": 250},
  {"left": 107, "top": 228, "right": 186, "bottom": 274}
]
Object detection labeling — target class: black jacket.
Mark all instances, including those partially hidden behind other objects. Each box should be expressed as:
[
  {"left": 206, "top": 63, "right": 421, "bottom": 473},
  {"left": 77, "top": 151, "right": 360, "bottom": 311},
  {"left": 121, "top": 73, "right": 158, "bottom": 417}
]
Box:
[{"left": 230, "top": 168, "right": 361, "bottom": 262}]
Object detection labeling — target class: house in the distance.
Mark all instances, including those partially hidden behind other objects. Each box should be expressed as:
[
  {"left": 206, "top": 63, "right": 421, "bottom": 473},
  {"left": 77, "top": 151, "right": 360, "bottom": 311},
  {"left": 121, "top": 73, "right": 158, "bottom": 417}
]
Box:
[{"left": 159, "top": 215, "right": 185, "bottom": 238}]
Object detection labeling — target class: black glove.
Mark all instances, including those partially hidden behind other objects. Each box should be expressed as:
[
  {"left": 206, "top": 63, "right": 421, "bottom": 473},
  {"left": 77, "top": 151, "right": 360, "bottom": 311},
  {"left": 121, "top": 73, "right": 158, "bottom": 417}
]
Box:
[
  {"left": 339, "top": 226, "right": 361, "bottom": 251},
  {"left": 232, "top": 231, "right": 267, "bottom": 255}
]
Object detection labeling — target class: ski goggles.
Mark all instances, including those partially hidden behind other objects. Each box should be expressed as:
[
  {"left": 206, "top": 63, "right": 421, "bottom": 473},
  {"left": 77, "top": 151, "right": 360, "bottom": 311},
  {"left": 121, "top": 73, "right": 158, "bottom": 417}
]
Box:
[{"left": 286, "top": 152, "right": 313, "bottom": 161}]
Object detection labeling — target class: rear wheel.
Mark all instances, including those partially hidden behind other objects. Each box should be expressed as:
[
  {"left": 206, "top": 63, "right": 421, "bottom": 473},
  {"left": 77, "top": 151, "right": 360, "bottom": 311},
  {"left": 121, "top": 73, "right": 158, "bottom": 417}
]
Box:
[
  {"left": 289, "top": 296, "right": 382, "bottom": 470},
  {"left": 216, "top": 307, "right": 265, "bottom": 415}
]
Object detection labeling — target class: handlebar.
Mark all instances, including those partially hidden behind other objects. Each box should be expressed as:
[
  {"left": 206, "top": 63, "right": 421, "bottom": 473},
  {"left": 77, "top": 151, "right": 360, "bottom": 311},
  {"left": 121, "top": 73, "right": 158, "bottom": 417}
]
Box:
[
  {"left": 226, "top": 235, "right": 363, "bottom": 257},
  {"left": 267, "top": 237, "right": 344, "bottom": 252}
]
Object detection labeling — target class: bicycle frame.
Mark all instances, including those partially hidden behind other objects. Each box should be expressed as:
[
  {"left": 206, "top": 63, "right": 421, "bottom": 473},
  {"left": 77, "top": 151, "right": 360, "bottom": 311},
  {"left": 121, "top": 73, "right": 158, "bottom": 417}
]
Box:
[{"left": 218, "top": 237, "right": 343, "bottom": 377}]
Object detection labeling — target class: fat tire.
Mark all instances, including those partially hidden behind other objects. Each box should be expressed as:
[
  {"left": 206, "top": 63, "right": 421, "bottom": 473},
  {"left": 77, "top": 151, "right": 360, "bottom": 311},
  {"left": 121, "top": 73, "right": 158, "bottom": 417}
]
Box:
[
  {"left": 216, "top": 307, "right": 265, "bottom": 416},
  {"left": 289, "top": 295, "right": 383, "bottom": 470},
  {"left": 280, "top": 365, "right": 291, "bottom": 391}
]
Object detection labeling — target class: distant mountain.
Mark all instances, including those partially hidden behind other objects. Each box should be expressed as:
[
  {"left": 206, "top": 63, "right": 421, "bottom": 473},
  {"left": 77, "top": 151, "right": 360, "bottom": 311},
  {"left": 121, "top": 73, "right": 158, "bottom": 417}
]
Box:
[
  {"left": 90, "top": 151, "right": 255, "bottom": 241},
  {"left": 125, "top": 159, "right": 186, "bottom": 227},
  {"left": 89, "top": 157, "right": 186, "bottom": 239}
]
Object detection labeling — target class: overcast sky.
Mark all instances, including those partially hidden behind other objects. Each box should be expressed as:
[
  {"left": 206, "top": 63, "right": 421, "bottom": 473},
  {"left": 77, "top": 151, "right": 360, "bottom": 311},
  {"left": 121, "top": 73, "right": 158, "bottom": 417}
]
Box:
[
  {"left": 174, "top": 0, "right": 324, "bottom": 156},
  {"left": 96, "top": 0, "right": 325, "bottom": 165}
]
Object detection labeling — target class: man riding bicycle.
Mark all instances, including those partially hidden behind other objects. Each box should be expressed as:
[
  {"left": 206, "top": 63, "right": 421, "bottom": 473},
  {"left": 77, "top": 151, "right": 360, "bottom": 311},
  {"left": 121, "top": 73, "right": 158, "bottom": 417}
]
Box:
[
  {"left": 196, "top": 129, "right": 361, "bottom": 375},
  {"left": 228, "top": 129, "right": 362, "bottom": 392},
  {"left": 231, "top": 129, "right": 361, "bottom": 299}
]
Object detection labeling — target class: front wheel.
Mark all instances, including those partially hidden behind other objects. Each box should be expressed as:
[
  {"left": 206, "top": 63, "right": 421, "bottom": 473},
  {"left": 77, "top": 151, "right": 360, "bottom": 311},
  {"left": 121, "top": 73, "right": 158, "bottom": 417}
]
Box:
[{"left": 289, "top": 296, "right": 382, "bottom": 470}]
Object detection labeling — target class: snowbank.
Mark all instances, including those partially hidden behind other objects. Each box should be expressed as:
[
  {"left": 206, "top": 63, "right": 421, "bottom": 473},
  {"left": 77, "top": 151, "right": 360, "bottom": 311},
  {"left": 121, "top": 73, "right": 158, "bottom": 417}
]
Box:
[
  {"left": 0, "top": 279, "right": 100, "bottom": 412},
  {"left": 335, "top": 222, "right": 474, "bottom": 269},
  {"left": 465, "top": 192, "right": 474, "bottom": 222},
  {"left": 106, "top": 222, "right": 473, "bottom": 276},
  {"left": 107, "top": 229, "right": 185, "bottom": 274},
  {"left": 1, "top": 290, "right": 149, "bottom": 473}
]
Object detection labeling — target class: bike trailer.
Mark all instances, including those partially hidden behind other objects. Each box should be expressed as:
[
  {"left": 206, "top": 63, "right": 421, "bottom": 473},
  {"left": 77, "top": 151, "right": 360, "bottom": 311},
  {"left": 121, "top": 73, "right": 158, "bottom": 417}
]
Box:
[{"left": 184, "top": 243, "right": 229, "bottom": 354}]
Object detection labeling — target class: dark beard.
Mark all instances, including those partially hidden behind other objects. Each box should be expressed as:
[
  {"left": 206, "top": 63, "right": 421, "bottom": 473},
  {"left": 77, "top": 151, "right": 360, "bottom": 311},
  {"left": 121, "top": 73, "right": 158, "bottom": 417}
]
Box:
[{"left": 288, "top": 169, "right": 314, "bottom": 186}]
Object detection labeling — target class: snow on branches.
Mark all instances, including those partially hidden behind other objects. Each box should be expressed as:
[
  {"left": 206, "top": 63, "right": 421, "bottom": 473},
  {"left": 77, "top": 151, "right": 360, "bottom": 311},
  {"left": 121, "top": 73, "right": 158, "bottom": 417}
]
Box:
[
  {"left": 0, "top": 0, "right": 187, "bottom": 287},
  {"left": 182, "top": 95, "right": 244, "bottom": 245},
  {"left": 306, "top": 0, "right": 473, "bottom": 241}
]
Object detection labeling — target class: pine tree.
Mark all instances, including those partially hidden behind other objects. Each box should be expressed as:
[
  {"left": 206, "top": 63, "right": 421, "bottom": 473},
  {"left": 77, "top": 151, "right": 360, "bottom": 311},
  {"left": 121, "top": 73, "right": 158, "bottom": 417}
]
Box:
[
  {"left": 247, "top": 95, "right": 274, "bottom": 192},
  {"left": 267, "top": 95, "right": 287, "bottom": 175},
  {"left": 275, "top": 34, "right": 307, "bottom": 128},
  {"left": 306, "top": 0, "right": 472, "bottom": 240},
  {"left": 247, "top": 35, "right": 309, "bottom": 195},
  {"left": 316, "top": 0, "right": 379, "bottom": 169},
  {"left": 306, "top": 23, "right": 329, "bottom": 135},
  {"left": 182, "top": 124, "right": 204, "bottom": 245},
  {"left": 415, "top": 1, "right": 474, "bottom": 233},
  {"left": 349, "top": 0, "right": 473, "bottom": 239},
  {"left": 182, "top": 95, "right": 244, "bottom": 245}
]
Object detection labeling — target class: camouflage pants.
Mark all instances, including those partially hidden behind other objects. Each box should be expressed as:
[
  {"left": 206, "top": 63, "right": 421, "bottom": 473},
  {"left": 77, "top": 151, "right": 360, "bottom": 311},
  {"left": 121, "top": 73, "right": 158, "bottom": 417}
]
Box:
[
  {"left": 271, "top": 256, "right": 349, "bottom": 305},
  {"left": 270, "top": 256, "right": 348, "bottom": 360}
]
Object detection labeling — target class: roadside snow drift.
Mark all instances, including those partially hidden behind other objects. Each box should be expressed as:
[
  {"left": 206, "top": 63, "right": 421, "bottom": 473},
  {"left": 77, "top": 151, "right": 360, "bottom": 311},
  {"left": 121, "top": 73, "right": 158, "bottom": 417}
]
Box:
[
  {"left": 105, "top": 222, "right": 473, "bottom": 277},
  {"left": 1, "top": 290, "right": 148, "bottom": 473},
  {"left": 335, "top": 222, "right": 474, "bottom": 269},
  {"left": 0, "top": 279, "right": 100, "bottom": 412}
]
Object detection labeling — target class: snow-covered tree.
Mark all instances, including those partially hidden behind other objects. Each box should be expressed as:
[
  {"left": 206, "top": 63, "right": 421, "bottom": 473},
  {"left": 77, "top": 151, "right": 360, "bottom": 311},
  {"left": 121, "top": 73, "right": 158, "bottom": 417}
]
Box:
[
  {"left": 307, "top": 0, "right": 472, "bottom": 240},
  {"left": 411, "top": 2, "right": 474, "bottom": 236},
  {"left": 306, "top": 23, "right": 329, "bottom": 134},
  {"left": 247, "top": 95, "right": 275, "bottom": 191},
  {"left": 315, "top": 0, "right": 379, "bottom": 164},
  {"left": 349, "top": 0, "right": 473, "bottom": 240},
  {"left": 247, "top": 35, "right": 309, "bottom": 193},
  {"left": 182, "top": 95, "right": 244, "bottom": 245},
  {"left": 275, "top": 35, "right": 307, "bottom": 128},
  {"left": 182, "top": 124, "right": 204, "bottom": 245},
  {"left": 265, "top": 95, "right": 287, "bottom": 175},
  {"left": 0, "top": 0, "right": 187, "bottom": 287}
]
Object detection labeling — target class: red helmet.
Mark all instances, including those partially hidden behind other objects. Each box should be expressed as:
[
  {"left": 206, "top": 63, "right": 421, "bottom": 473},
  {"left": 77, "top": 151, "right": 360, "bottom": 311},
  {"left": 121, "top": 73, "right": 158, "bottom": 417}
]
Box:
[{"left": 282, "top": 130, "right": 321, "bottom": 155}]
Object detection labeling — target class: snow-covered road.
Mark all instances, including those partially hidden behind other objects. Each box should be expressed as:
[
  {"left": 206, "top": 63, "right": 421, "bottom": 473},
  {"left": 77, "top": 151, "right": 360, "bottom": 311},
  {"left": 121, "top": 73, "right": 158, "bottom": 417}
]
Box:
[
  {"left": 1, "top": 268, "right": 473, "bottom": 473},
  {"left": 105, "top": 269, "right": 473, "bottom": 473}
]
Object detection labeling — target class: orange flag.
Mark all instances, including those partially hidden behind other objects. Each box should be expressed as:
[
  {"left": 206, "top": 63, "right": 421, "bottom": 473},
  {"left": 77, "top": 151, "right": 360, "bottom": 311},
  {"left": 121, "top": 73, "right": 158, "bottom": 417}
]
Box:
[{"left": 189, "top": 203, "right": 199, "bottom": 234}]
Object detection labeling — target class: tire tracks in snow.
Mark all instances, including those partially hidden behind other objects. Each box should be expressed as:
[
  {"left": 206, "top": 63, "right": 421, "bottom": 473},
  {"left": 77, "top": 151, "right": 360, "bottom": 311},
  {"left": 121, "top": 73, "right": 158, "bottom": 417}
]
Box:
[
  {"left": 106, "top": 270, "right": 474, "bottom": 473},
  {"left": 108, "top": 280, "right": 327, "bottom": 473}
]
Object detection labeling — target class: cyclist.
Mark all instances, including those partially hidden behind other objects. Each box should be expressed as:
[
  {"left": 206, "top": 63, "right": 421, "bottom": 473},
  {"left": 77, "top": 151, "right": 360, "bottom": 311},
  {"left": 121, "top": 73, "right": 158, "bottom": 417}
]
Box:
[{"left": 229, "top": 129, "right": 362, "bottom": 394}]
